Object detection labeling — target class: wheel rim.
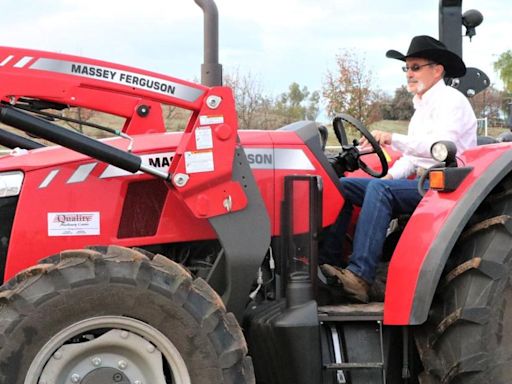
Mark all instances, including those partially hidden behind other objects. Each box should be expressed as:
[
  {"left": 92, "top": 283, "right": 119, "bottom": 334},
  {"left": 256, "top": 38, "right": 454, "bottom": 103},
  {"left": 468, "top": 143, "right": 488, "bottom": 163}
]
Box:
[{"left": 25, "top": 315, "right": 191, "bottom": 384}]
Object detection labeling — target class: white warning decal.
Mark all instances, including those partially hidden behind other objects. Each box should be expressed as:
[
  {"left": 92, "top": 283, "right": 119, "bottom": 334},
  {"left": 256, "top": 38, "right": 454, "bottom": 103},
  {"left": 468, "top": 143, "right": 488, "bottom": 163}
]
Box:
[
  {"left": 48, "top": 212, "right": 100, "bottom": 236},
  {"left": 185, "top": 150, "right": 214, "bottom": 173},
  {"left": 199, "top": 115, "right": 224, "bottom": 125},
  {"left": 195, "top": 126, "right": 213, "bottom": 149}
]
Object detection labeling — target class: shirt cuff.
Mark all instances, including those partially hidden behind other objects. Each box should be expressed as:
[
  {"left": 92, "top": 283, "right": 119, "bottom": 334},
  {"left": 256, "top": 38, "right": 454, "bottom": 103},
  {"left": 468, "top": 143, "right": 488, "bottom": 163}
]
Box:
[
  {"left": 391, "top": 133, "right": 408, "bottom": 153},
  {"left": 387, "top": 167, "right": 402, "bottom": 180}
]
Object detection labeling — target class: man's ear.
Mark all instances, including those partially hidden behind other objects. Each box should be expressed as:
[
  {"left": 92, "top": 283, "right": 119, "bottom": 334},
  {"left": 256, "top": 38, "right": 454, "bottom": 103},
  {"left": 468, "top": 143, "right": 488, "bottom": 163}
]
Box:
[{"left": 436, "top": 64, "right": 446, "bottom": 78}]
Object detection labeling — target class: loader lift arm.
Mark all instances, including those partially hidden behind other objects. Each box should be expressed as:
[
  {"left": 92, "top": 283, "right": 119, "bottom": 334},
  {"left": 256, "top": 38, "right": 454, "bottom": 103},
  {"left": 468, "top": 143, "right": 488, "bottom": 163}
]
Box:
[{"left": 0, "top": 46, "right": 270, "bottom": 320}]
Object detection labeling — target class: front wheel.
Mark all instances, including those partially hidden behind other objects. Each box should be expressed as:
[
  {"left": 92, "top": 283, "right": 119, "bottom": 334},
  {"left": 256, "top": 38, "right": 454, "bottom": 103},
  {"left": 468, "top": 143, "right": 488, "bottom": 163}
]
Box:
[{"left": 0, "top": 245, "right": 254, "bottom": 384}]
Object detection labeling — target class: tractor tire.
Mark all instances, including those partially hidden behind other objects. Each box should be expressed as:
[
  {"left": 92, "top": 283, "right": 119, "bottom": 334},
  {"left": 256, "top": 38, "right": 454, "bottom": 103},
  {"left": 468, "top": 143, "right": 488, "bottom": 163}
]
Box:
[
  {"left": 415, "top": 182, "right": 512, "bottom": 384},
  {"left": 0, "top": 245, "right": 254, "bottom": 384}
]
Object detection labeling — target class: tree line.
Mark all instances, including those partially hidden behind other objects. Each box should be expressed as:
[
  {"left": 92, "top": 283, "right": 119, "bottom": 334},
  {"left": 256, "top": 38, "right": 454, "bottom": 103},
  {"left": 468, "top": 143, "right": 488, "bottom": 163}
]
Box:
[
  {"left": 227, "top": 48, "right": 512, "bottom": 131},
  {"left": 58, "top": 49, "right": 512, "bottom": 135}
]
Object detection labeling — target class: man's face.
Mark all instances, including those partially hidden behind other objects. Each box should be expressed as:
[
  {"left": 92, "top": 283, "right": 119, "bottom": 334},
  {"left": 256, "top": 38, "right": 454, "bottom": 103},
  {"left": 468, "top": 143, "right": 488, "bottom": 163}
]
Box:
[{"left": 405, "top": 57, "right": 441, "bottom": 96}]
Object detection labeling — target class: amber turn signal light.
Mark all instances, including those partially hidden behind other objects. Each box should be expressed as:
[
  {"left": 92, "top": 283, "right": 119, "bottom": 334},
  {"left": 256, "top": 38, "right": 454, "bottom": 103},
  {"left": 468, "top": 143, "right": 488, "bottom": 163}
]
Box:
[
  {"left": 429, "top": 170, "right": 445, "bottom": 190},
  {"left": 427, "top": 167, "right": 473, "bottom": 192}
]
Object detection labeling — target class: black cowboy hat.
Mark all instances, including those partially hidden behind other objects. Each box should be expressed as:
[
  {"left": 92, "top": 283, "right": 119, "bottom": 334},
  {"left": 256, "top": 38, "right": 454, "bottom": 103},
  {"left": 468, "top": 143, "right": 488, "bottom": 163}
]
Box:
[{"left": 386, "top": 35, "right": 466, "bottom": 78}]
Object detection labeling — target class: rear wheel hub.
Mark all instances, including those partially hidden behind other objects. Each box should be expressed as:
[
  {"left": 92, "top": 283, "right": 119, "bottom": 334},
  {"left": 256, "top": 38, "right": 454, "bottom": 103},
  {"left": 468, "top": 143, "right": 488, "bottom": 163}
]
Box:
[{"left": 82, "top": 368, "right": 130, "bottom": 384}]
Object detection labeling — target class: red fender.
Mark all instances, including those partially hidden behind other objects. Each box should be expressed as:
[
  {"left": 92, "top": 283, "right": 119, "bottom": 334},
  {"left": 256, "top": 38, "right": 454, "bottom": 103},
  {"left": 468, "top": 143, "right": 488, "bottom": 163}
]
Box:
[{"left": 384, "top": 143, "right": 512, "bottom": 325}]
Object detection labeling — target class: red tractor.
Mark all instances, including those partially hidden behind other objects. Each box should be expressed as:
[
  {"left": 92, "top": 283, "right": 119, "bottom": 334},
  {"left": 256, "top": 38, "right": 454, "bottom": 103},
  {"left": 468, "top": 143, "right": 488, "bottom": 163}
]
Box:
[{"left": 0, "top": 1, "right": 506, "bottom": 383}]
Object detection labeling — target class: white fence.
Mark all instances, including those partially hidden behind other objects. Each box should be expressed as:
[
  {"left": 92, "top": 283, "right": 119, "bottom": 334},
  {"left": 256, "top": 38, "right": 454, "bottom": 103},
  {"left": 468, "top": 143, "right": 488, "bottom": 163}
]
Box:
[{"left": 477, "top": 117, "right": 488, "bottom": 136}]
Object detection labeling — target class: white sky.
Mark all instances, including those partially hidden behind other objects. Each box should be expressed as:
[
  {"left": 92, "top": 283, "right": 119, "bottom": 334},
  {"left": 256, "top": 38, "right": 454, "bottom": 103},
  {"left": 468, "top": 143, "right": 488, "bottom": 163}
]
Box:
[{"left": 0, "top": 0, "right": 509, "bottom": 117}]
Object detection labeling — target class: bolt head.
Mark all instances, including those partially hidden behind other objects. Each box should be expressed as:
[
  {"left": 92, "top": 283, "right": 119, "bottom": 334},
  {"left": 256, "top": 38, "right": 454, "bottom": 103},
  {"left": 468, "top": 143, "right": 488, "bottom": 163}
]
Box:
[
  {"left": 91, "top": 356, "right": 102, "bottom": 367},
  {"left": 118, "top": 360, "right": 128, "bottom": 370},
  {"left": 173, "top": 173, "right": 189, "bottom": 187},
  {"left": 146, "top": 343, "right": 156, "bottom": 353},
  {"left": 71, "top": 373, "right": 81, "bottom": 383},
  {"left": 206, "top": 95, "right": 222, "bottom": 109},
  {"left": 120, "top": 330, "right": 129, "bottom": 339},
  {"left": 53, "top": 351, "right": 62, "bottom": 360}
]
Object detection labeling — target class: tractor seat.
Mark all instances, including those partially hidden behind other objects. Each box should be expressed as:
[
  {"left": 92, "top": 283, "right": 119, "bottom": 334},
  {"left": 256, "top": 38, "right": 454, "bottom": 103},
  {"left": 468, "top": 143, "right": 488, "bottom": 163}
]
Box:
[{"left": 477, "top": 135, "right": 498, "bottom": 145}]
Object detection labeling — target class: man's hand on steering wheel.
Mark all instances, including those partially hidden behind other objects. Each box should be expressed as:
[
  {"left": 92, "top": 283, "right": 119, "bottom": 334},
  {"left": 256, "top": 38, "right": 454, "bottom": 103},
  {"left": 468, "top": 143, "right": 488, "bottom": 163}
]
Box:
[
  {"left": 332, "top": 114, "right": 389, "bottom": 178},
  {"left": 360, "top": 130, "right": 392, "bottom": 147}
]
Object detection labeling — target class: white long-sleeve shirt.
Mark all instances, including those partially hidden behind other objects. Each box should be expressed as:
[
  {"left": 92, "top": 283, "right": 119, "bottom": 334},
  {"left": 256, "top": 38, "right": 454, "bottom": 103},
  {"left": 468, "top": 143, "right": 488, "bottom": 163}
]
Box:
[{"left": 388, "top": 79, "right": 477, "bottom": 180}]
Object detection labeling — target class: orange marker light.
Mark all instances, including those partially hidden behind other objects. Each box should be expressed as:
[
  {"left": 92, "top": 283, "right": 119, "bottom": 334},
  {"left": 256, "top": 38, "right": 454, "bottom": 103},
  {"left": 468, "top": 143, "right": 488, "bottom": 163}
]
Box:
[{"left": 429, "top": 170, "right": 445, "bottom": 190}]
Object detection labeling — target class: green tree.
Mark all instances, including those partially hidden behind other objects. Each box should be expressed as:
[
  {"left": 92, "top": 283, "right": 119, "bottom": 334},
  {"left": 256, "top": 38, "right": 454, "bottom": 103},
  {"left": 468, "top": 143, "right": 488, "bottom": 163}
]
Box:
[
  {"left": 469, "top": 85, "right": 504, "bottom": 120},
  {"left": 494, "top": 50, "right": 512, "bottom": 93},
  {"left": 390, "top": 86, "right": 414, "bottom": 120},
  {"left": 274, "top": 82, "right": 320, "bottom": 123},
  {"left": 494, "top": 50, "right": 512, "bottom": 127},
  {"left": 225, "top": 72, "right": 320, "bottom": 130},
  {"left": 322, "top": 49, "right": 377, "bottom": 125}
]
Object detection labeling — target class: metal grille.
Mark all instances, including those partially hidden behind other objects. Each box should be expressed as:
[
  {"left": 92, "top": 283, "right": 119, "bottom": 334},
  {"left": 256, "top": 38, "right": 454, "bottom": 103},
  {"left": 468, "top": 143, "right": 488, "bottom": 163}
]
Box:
[{"left": 0, "top": 196, "right": 18, "bottom": 283}]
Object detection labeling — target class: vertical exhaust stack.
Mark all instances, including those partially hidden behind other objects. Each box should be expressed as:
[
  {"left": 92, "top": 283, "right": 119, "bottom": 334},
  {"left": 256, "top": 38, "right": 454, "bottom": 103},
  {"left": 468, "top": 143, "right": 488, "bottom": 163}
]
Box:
[
  {"left": 439, "top": 0, "right": 463, "bottom": 57},
  {"left": 194, "top": 0, "right": 223, "bottom": 86},
  {"left": 438, "top": 0, "right": 489, "bottom": 97}
]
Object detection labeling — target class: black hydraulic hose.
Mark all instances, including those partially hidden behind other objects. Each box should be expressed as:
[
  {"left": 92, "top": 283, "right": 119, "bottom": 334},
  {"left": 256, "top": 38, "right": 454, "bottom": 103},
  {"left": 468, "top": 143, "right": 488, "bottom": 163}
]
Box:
[
  {"left": 0, "top": 128, "right": 45, "bottom": 150},
  {"left": 0, "top": 106, "right": 142, "bottom": 173}
]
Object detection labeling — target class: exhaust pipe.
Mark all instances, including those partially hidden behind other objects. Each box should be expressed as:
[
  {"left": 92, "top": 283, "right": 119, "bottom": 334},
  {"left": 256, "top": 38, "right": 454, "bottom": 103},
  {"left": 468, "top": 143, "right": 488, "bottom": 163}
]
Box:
[
  {"left": 194, "top": 0, "right": 222, "bottom": 86},
  {"left": 0, "top": 106, "right": 170, "bottom": 180},
  {"left": 439, "top": 0, "right": 463, "bottom": 57}
]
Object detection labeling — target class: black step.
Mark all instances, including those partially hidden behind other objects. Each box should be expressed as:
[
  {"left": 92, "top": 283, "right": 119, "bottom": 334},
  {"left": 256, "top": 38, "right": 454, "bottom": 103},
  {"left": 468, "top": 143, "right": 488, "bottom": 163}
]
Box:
[{"left": 318, "top": 302, "right": 384, "bottom": 321}]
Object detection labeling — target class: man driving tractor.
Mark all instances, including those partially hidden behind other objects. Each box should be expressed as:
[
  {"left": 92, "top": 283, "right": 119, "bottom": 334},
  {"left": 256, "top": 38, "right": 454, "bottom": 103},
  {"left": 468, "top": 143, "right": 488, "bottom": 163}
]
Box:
[{"left": 321, "top": 35, "right": 477, "bottom": 303}]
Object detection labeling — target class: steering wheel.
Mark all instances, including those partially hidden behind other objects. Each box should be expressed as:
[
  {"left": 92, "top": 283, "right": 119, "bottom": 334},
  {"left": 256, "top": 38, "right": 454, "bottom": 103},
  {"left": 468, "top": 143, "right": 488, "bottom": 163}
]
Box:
[{"left": 332, "top": 113, "right": 388, "bottom": 178}]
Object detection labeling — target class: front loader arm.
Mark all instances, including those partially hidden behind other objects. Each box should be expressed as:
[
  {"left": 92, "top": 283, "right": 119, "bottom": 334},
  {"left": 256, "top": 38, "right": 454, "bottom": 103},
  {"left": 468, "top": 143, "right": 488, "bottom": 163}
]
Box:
[
  {"left": 0, "top": 46, "right": 270, "bottom": 319},
  {"left": 0, "top": 46, "right": 247, "bottom": 219},
  {"left": 169, "top": 86, "right": 248, "bottom": 218},
  {"left": 0, "top": 46, "right": 207, "bottom": 134},
  {"left": 167, "top": 85, "right": 270, "bottom": 318}
]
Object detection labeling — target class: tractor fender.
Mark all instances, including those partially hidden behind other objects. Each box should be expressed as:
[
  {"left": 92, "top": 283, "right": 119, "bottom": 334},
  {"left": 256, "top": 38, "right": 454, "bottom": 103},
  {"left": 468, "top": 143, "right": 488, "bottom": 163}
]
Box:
[{"left": 384, "top": 145, "right": 512, "bottom": 325}]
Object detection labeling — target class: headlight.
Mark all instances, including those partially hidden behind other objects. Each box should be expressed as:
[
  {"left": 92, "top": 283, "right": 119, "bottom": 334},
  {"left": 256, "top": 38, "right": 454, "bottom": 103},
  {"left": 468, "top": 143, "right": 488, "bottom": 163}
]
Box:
[
  {"left": 0, "top": 171, "right": 24, "bottom": 197},
  {"left": 430, "top": 141, "right": 457, "bottom": 166}
]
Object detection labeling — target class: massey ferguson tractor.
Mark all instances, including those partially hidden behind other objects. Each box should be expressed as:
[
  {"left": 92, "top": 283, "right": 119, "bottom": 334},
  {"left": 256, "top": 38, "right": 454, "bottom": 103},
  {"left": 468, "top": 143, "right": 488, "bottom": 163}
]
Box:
[{"left": 0, "top": 0, "right": 506, "bottom": 383}]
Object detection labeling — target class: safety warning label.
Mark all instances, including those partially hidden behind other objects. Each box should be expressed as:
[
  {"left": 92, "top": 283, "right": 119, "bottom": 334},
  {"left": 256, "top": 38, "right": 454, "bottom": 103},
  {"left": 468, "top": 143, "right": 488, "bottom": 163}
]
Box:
[
  {"left": 185, "top": 151, "right": 214, "bottom": 173},
  {"left": 195, "top": 126, "right": 213, "bottom": 149},
  {"left": 199, "top": 115, "right": 224, "bottom": 125}
]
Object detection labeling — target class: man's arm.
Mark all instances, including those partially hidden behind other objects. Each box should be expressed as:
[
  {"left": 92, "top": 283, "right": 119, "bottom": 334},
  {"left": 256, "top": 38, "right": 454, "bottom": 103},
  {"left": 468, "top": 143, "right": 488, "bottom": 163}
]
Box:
[
  {"left": 359, "top": 130, "right": 415, "bottom": 179},
  {"left": 391, "top": 100, "right": 475, "bottom": 157}
]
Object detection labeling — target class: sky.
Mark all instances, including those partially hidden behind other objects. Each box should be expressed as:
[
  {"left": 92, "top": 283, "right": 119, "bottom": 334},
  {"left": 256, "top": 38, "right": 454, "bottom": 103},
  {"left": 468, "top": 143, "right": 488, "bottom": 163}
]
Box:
[{"left": 0, "top": 0, "right": 509, "bottom": 121}]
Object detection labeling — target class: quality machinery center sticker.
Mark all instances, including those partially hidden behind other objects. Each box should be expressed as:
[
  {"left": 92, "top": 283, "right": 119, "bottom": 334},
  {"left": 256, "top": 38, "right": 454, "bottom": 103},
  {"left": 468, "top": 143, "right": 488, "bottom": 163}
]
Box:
[{"left": 48, "top": 212, "right": 100, "bottom": 237}]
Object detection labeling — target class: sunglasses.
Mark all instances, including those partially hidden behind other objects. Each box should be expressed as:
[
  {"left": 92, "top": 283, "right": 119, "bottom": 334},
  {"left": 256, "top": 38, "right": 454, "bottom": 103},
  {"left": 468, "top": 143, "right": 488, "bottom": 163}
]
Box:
[{"left": 401, "top": 62, "right": 436, "bottom": 72}]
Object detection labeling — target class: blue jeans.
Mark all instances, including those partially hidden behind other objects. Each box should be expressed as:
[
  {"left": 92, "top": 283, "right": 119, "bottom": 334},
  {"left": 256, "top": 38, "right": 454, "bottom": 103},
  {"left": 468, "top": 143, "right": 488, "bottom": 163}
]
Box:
[{"left": 321, "top": 177, "right": 425, "bottom": 284}]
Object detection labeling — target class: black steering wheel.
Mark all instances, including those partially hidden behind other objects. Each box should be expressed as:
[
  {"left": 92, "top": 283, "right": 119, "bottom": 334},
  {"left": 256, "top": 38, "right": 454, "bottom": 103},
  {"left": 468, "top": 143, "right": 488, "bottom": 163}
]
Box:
[{"left": 332, "top": 113, "right": 388, "bottom": 178}]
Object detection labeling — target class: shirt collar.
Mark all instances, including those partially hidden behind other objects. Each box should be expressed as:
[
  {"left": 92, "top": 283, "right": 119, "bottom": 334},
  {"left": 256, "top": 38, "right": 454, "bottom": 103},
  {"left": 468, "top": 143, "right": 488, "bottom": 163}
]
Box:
[{"left": 413, "top": 79, "right": 446, "bottom": 109}]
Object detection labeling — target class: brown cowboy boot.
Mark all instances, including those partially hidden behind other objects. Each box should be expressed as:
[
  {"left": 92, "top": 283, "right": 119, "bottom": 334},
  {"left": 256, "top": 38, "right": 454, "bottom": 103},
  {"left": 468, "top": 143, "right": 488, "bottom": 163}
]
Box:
[{"left": 320, "top": 264, "right": 370, "bottom": 303}]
